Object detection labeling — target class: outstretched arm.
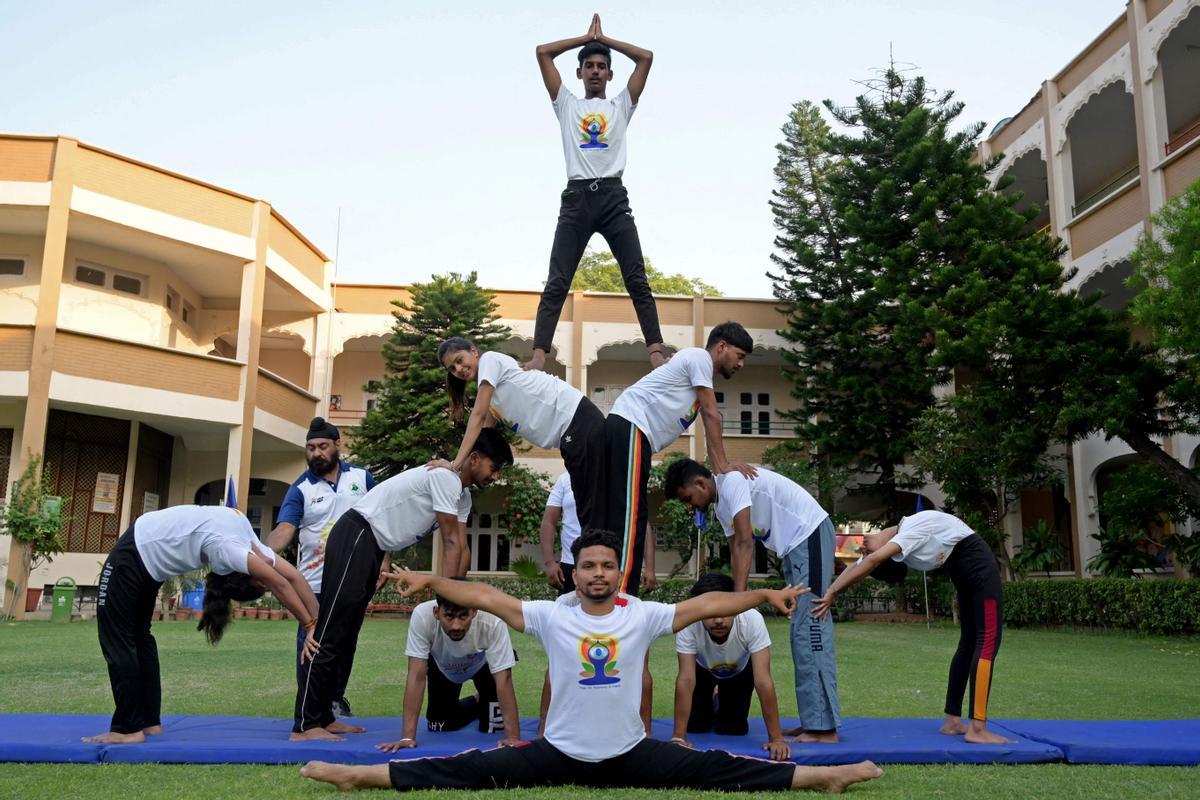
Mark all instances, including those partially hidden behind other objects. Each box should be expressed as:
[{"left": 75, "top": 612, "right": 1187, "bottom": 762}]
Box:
[
  {"left": 445, "top": 382, "right": 497, "bottom": 473},
  {"left": 535, "top": 15, "right": 599, "bottom": 100},
  {"left": 672, "top": 653, "right": 697, "bottom": 742},
  {"left": 672, "top": 585, "right": 806, "bottom": 633},
  {"left": 811, "top": 542, "right": 903, "bottom": 619},
  {"left": 436, "top": 512, "right": 468, "bottom": 578},
  {"left": 696, "top": 386, "right": 757, "bottom": 480},
  {"left": 493, "top": 669, "right": 523, "bottom": 746},
  {"left": 385, "top": 568, "right": 526, "bottom": 632},
  {"left": 594, "top": 17, "right": 653, "bottom": 104},
  {"left": 751, "top": 647, "right": 790, "bottom": 760},
  {"left": 728, "top": 509, "right": 755, "bottom": 593},
  {"left": 376, "top": 656, "right": 427, "bottom": 752},
  {"left": 246, "top": 552, "right": 320, "bottom": 661}
]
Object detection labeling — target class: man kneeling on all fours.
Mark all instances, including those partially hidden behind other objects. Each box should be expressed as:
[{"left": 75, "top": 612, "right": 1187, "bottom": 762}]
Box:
[{"left": 300, "top": 529, "right": 883, "bottom": 793}]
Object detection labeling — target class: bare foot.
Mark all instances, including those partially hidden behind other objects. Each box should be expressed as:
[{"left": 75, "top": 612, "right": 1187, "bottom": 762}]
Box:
[
  {"left": 82, "top": 731, "right": 145, "bottom": 744},
  {"left": 522, "top": 350, "right": 546, "bottom": 372},
  {"left": 788, "top": 729, "right": 839, "bottom": 743},
  {"left": 301, "top": 761, "right": 391, "bottom": 790},
  {"left": 300, "top": 760, "right": 359, "bottom": 791},
  {"left": 802, "top": 760, "right": 883, "bottom": 793},
  {"left": 964, "top": 726, "right": 1016, "bottom": 745},
  {"left": 327, "top": 720, "right": 366, "bottom": 734},
  {"left": 781, "top": 726, "right": 805, "bottom": 737},
  {"left": 938, "top": 718, "right": 968, "bottom": 736},
  {"left": 142, "top": 725, "right": 164, "bottom": 736},
  {"left": 290, "top": 727, "right": 346, "bottom": 742}
]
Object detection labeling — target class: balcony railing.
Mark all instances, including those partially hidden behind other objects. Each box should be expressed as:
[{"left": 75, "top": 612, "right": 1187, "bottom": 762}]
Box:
[
  {"left": 328, "top": 407, "right": 369, "bottom": 428},
  {"left": 1071, "top": 163, "right": 1139, "bottom": 218},
  {"left": 1165, "top": 118, "right": 1200, "bottom": 156},
  {"left": 1036, "top": 223, "right": 1052, "bottom": 236}
]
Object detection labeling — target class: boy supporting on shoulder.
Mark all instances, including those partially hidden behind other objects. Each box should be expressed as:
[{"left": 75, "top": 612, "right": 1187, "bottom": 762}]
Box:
[
  {"left": 376, "top": 580, "right": 521, "bottom": 751},
  {"left": 673, "top": 573, "right": 790, "bottom": 761}
]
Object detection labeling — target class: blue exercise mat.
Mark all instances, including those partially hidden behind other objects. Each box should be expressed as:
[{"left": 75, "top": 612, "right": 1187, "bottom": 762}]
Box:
[
  {"left": 993, "top": 719, "right": 1200, "bottom": 766},
  {"left": 0, "top": 714, "right": 1073, "bottom": 766},
  {"left": 2, "top": 714, "right": 1195, "bottom": 766}
]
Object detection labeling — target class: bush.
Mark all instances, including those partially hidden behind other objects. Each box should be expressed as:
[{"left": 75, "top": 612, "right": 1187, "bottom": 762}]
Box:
[{"left": 1004, "top": 578, "right": 1200, "bottom": 635}]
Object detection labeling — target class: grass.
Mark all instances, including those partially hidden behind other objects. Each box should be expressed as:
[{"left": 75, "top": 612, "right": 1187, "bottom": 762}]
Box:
[{"left": 0, "top": 617, "right": 1197, "bottom": 798}]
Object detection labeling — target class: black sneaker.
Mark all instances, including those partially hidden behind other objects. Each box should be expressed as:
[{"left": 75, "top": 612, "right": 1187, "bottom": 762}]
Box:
[{"left": 331, "top": 697, "right": 354, "bottom": 718}]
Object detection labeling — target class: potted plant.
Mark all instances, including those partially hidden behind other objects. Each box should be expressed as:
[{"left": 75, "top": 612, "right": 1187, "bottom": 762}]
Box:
[{"left": 2, "top": 455, "right": 67, "bottom": 620}]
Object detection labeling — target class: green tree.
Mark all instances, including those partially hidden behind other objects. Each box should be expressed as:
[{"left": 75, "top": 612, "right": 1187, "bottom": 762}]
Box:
[
  {"left": 570, "top": 250, "right": 722, "bottom": 296},
  {"left": 773, "top": 72, "right": 972, "bottom": 519},
  {"left": 3, "top": 455, "right": 66, "bottom": 619},
  {"left": 352, "top": 272, "right": 511, "bottom": 478}
]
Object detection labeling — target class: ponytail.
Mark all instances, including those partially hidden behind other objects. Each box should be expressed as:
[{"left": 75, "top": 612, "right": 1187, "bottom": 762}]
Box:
[{"left": 197, "top": 571, "right": 265, "bottom": 645}]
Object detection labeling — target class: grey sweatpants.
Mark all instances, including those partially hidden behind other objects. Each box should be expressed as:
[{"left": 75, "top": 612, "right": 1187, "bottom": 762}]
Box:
[{"left": 782, "top": 516, "right": 842, "bottom": 731}]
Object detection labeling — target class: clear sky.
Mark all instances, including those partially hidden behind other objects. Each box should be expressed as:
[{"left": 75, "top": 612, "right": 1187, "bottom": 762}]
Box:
[{"left": 5, "top": 0, "right": 1126, "bottom": 298}]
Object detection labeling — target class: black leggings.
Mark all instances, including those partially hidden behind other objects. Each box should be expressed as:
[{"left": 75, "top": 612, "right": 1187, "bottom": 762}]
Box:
[
  {"left": 533, "top": 178, "right": 662, "bottom": 353},
  {"left": 942, "top": 534, "right": 1003, "bottom": 721},
  {"left": 293, "top": 510, "right": 383, "bottom": 732},
  {"left": 602, "top": 413, "right": 651, "bottom": 596},
  {"left": 687, "top": 661, "right": 756, "bottom": 736},
  {"left": 96, "top": 528, "right": 163, "bottom": 734},
  {"left": 387, "top": 737, "right": 795, "bottom": 791},
  {"left": 559, "top": 396, "right": 607, "bottom": 533},
  {"left": 426, "top": 659, "right": 499, "bottom": 733}
]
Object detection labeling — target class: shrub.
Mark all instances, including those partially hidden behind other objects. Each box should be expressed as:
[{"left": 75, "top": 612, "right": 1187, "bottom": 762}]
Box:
[{"left": 1004, "top": 578, "right": 1200, "bottom": 635}]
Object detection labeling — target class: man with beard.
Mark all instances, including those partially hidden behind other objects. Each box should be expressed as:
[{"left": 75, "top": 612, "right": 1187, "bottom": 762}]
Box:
[
  {"left": 604, "top": 321, "right": 758, "bottom": 596},
  {"left": 268, "top": 417, "right": 378, "bottom": 719},
  {"left": 300, "top": 529, "right": 883, "bottom": 793},
  {"left": 375, "top": 578, "right": 521, "bottom": 752},
  {"left": 291, "top": 428, "right": 513, "bottom": 742}
]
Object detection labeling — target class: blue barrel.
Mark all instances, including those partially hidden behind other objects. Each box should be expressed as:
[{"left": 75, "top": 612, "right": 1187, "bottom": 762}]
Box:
[{"left": 181, "top": 588, "right": 205, "bottom": 610}]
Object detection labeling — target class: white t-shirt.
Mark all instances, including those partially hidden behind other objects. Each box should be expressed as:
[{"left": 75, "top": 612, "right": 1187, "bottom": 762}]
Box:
[
  {"left": 278, "top": 463, "right": 374, "bottom": 592},
  {"left": 133, "top": 505, "right": 275, "bottom": 582},
  {"left": 890, "top": 510, "right": 975, "bottom": 572},
  {"left": 715, "top": 468, "right": 828, "bottom": 559},
  {"left": 547, "top": 472, "right": 581, "bottom": 565},
  {"left": 404, "top": 600, "right": 516, "bottom": 683},
  {"left": 477, "top": 351, "right": 583, "bottom": 449},
  {"left": 675, "top": 609, "right": 771, "bottom": 680},
  {"left": 610, "top": 347, "right": 713, "bottom": 453},
  {"left": 522, "top": 595, "right": 675, "bottom": 761},
  {"left": 353, "top": 467, "right": 472, "bottom": 551},
  {"left": 553, "top": 85, "right": 635, "bottom": 180}
]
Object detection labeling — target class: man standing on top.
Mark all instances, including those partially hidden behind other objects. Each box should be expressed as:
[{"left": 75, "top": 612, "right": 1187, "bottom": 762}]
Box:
[
  {"left": 527, "top": 14, "right": 665, "bottom": 373},
  {"left": 268, "top": 417, "right": 379, "bottom": 719}
]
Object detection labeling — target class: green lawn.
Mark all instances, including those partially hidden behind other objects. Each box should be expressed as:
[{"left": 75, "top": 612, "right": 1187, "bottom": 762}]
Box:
[{"left": 0, "top": 617, "right": 1197, "bottom": 798}]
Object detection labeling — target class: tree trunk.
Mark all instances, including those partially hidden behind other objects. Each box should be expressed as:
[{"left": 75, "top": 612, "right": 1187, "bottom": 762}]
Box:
[
  {"left": 1121, "top": 432, "right": 1200, "bottom": 508},
  {"left": 3, "top": 543, "right": 32, "bottom": 620},
  {"left": 993, "top": 491, "right": 1016, "bottom": 581}
]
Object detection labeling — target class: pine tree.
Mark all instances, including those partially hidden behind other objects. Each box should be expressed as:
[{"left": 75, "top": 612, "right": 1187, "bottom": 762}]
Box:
[
  {"left": 352, "top": 272, "right": 511, "bottom": 478},
  {"left": 772, "top": 74, "right": 966, "bottom": 519}
]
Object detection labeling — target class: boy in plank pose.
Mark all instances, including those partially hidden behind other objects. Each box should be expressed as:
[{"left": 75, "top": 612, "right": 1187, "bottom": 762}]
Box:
[
  {"left": 301, "top": 530, "right": 882, "bottom": 793},
  {"left": 376, "top": 580, "right": 521, "bottom": 752},
  {"left": 673, "top": 572, "right": 790, "bottom": 760}
]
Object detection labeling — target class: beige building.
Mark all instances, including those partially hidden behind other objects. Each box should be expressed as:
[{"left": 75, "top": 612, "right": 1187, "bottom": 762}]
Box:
[
  {"left": 4, "top": 1, "right": 1198, "bottom": 613},
  {"left": 980, "top": 0, "right": 1200, "bottom": 575},
  {"left": 0, "top": 134, "right": 795, "bottom": 615}
]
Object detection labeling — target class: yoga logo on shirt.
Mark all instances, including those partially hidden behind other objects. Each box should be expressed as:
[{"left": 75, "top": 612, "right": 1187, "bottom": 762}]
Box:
[
  {"left": 752, "top": 526, "right": 771, "bottom": 543},
  {"left": 490, "top": 406, "right": 520, "bottom": 434},
  {"left": 578, "top": 112, "right": 610, "bottom": 149},
  {"left": 678, "top": 401, "right": 700, "bottom": 431},
  {"left": 578, "top": 634, "right": 621, "bottom": 686},
  {"left": 706, "top": 661, "right": 742, "bottom": 679}
]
